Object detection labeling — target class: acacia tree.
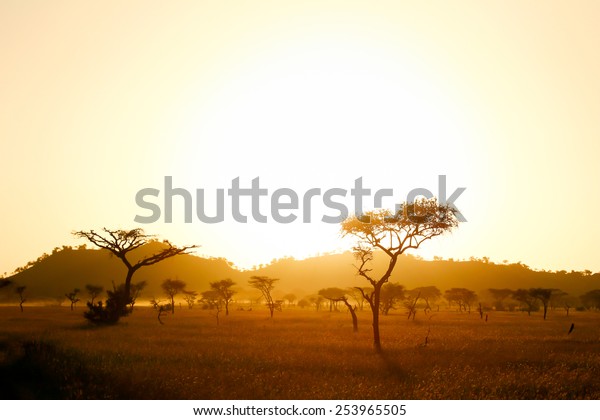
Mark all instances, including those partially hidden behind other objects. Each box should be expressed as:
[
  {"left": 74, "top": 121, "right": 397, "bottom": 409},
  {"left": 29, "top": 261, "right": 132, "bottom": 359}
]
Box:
[
  {"left": 16, "top": 285, "right": 26, "bottom": 312},
  {"left": 487, "top": 288, "right": 514, "bottom": 311},
  {"left": 530, "top": 288, "right": 553, "bottom": 320},
  {"left": 210, "top": 279, "right": 236, "bottom": 315},
  {"left": 201, "top": 290, "right": 223, "bottom": 324},
  {"left": 183, "top": 290, "right": 198, "bottom": 309},
  {"left": 409, "top": 286, "right": 442, "bottom": 312},
  {"left": 379, "top": 282, "right": 405, "bottom": 315},
  {"left": 341, "top": 200, "right": 459, "bottom": 352},
  {"left": 319, "top": 287, "right": 358, "bottom": 332},
  {"left": 161, "top": 279, "right": 186, "bottom": 314},
  {"left": 248, "top": 276, "right": 279, "bottom": 318},
  {"left": 512, "top": 289, "right": 539, "bottom": 315},
  {"left": 129, "top": 280, "right": 147, "bottom": 310},
  {"left": 73, "top": 228, "right": 196, "bottom": 315},
  {"left": 444, "top": 288, "right": 478, "bottom": 313},
  {"left": 283, "top": 293, "right": 297, "bottom": 307},
  {"left": 85, "top": 284, "right": 104, "bottom": 305},
  {"left": 580, "top": 290, "right": 600, "bottom": 310},
  {"left": 65, "top": 288, "right": 81, "bottom": 311}
]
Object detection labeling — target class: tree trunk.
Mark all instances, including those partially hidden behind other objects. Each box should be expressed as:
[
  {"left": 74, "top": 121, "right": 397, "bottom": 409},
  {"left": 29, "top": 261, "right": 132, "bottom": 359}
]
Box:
[
  {"left": 543, "top": 304, "right": 548, "bottom": 320},
  {"left": 124, "top": 269, "right": 134, "bottom": 299},
  {"left": 171, "top": 296, "right": 175, "bottom": 314},
  {"left": 19, "top": 302, "right": 23, "bottom": 313},
  {"left": 70, "top": 302, "right": 74, "bottom": 311},
  {"left": 372, "top": 284, "right": 382, "bottom": 352},
  {"left": 225, "top": 301, "right": 229, "bottom": 316}
]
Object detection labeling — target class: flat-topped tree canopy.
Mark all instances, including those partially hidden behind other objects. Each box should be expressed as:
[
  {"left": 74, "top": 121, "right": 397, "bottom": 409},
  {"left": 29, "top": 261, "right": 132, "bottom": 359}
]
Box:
[
  {"left": 73, "top": 228, "right": 197, "bottom": 300},
  {"left": 340, "top": 198, "right": 459, "bottom": 351}
]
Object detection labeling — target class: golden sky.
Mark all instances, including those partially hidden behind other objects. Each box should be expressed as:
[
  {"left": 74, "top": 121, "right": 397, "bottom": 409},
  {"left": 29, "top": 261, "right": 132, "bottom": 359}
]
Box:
[{"left": 1, "top": 1, "right": 599, "bottom": 274}]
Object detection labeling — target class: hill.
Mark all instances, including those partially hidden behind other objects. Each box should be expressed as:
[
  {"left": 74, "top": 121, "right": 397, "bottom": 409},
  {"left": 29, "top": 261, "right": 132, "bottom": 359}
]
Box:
[{"left": 2, "top": 245, "right": 599, "bottom": 303}]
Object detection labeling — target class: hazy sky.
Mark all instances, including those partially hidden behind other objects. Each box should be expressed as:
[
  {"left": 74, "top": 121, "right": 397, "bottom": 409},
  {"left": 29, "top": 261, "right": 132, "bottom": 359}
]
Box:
[{"left": 1, "top": 1, "right": 599, "bottom": 274}]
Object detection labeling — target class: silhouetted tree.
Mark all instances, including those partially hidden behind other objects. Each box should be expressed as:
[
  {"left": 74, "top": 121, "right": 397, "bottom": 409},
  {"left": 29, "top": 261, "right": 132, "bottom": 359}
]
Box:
[
  {"left": 73, "top": 228, "right": 196, "bottom": 315},
  {"left": 210, "top": 279, "right": 236, "bottom": 315},
  {"left": 84, "top": 283, "right": 132, "bottom": 324},
  {"left": 308, "top": 295, "right": 325, "bottom": 311},
  {"left": 341, "top": 200, "right": 459, "bottom": 352},
  {"left": 444, "top": 288, "right": 477, "bottom": 313},
  {"left": 379, "top": 282, "right": 405, "bottom": 315},
  {"left": 283, "top": 293, "right": 297, "bottom": 307},
  {"left": 319, "top": 287, "right": 347, "bottom": 312},
  {"left": 512, "top": 289, "right": 539, "bottom": 315},
  {"left": 16, "top": 286, "right": 26, "bottom": 312},
  {"left": 487, "top": 288, "right": 514, "bottom": 311},
  {"left": 248, "top": 276, "right": 279, "bottom": 318},
  {"left": 404, "top": 292, "right": 420, "bottom": 320},
  {"left": 85, "top": 284, "right": 104, "bottom": 305},
  {"left": 129, "top": 280, "right": 147, "bottom": 310},
  {"left": 0, "top": 279, "right": 12, "bottom": 289},
  {"left": 201, "top": 290, "right": 223, "bottom": 324},
  {"left": 529, "top": 288, "right": 553, "bottom": 320},
  {"left": 161, "top": 279, "right": 186, "bottom": 314},
  {"left": 580, "top": 290, "right": 600, "bottom": 310},
  {"left": 149, "top": 298, "right": 171, "bottom": 325},
  {"left": 318, "top": 287, "right": 358, "bottom": 332},
  {"left": 297, "top": 298, "right": 309, "bottom": 309},
  {"left": 408, "top": 286, "right": 441, "bottom": 312},
  {"left": 183, "top": 290, "right": 198, "bottom": 309},
  {"left": 65, "top": 288, "right": 80, "bottom": 311}
]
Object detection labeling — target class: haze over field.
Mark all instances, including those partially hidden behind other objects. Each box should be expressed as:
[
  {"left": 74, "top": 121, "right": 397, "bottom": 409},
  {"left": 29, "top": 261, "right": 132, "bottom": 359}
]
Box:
[
  {"left": 2, "top": 1, "right": 600, "bottom": 276},
  {"left": 4, "top": 244, "right": 599, "bottom": 302}
]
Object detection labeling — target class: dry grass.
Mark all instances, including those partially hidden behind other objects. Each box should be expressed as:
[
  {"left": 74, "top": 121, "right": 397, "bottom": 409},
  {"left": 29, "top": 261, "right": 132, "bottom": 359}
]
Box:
[{"left": 1, "top": 306, "right": 599, "bottom": 399}]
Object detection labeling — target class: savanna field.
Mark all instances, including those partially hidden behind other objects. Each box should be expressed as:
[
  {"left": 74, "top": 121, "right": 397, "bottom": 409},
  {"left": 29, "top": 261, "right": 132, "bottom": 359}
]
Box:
[{"left": 1, "top": 306, "right": 599, "bottom": 399}]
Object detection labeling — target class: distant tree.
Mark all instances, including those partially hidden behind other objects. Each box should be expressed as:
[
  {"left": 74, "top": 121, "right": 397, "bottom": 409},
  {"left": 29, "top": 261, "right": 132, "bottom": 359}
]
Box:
[
  {"left": 73, "top": 228, "right": 196, "bottom": 316},
  {"left": 85, "top": 284, "right": 104, "bottom": 305},
  {"left": 210, "top": 279, "right": 236, "bottom": 315},
  {"left": 129, "top": 280, "right": 147, "bottom": 310},
  {"left": 283, "top": 293, "right": 297, "bottom": 307},
  {"left": 318, "top": 287, "right": 358, "bottom": 332},
  {"left": 341, "top": 200, "right": 459, "bottom": 351},
  {"left": 149, "top": 298, "right": 171, "bottom": 325},
  {"left": 248, "top": 276, "right": 279, "bottom": 318},
  {"left": 16, "top": 286, "right": 26, "bottom": 312},
  {"left": 346, "top": 287, "right": 370, "bottom": 311},
  {"left": 161, "top": 279, "right": 186, "bottom": 314},
  {"left": 65, "top": 288, "right": 81, "bottom": 311},
  {"left": 379, "top": 283, "right": 405, "bottom": 315},
  {"left": 183, "top": 290, "right": 198, "bottom": 309},
  {"left": 297, "top": 298, "right": 309, "bottom": 309},
  {"left": 529, "top": 288, "right": 553, "bottom": 320},
  {"left": 84, "top": 283, "right": 133, "bottom": 324},
  {"left": 580, "top": 290, "right": 600, "bottom": 310},
  {"left": 319, "top": 287, "right": 347, "bottom": 312},
  {"left": 512, "top": 289, "right": 539, "bottom": 316},
  {"left": 408, "top": 286, "right": 441, "bottom": 312},
  {"left": 201, "top": 290, "right": 223, "bottom": 324},
  {"left": 487, "top": 288, "right": 514, "bottom": 311},
  {"left": 0, "top": 279, "right": 12, "bottom": 289},
  {"left": 444, "top": 288, "right": 477, "bottom": 313},
  {"left": 403, "top": 292, "right": 420, "bottom": 320},
  {"left": 308, "top": 295, "right": 324, "bottom": 311}
]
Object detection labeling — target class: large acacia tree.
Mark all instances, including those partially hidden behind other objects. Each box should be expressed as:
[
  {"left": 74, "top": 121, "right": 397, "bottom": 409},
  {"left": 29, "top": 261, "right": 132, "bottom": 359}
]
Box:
[
  {"left": 73, "top": 228, "right": 196, "bottom": 313},
  {"left": 341, "top": 199, "right": 459, "bottom": 352}
]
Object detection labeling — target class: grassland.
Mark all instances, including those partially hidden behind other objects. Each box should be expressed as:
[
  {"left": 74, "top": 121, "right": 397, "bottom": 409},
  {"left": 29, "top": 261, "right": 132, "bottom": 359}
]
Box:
[{"left": 1, "top": 305, "right": 599, "bottom": 399}]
